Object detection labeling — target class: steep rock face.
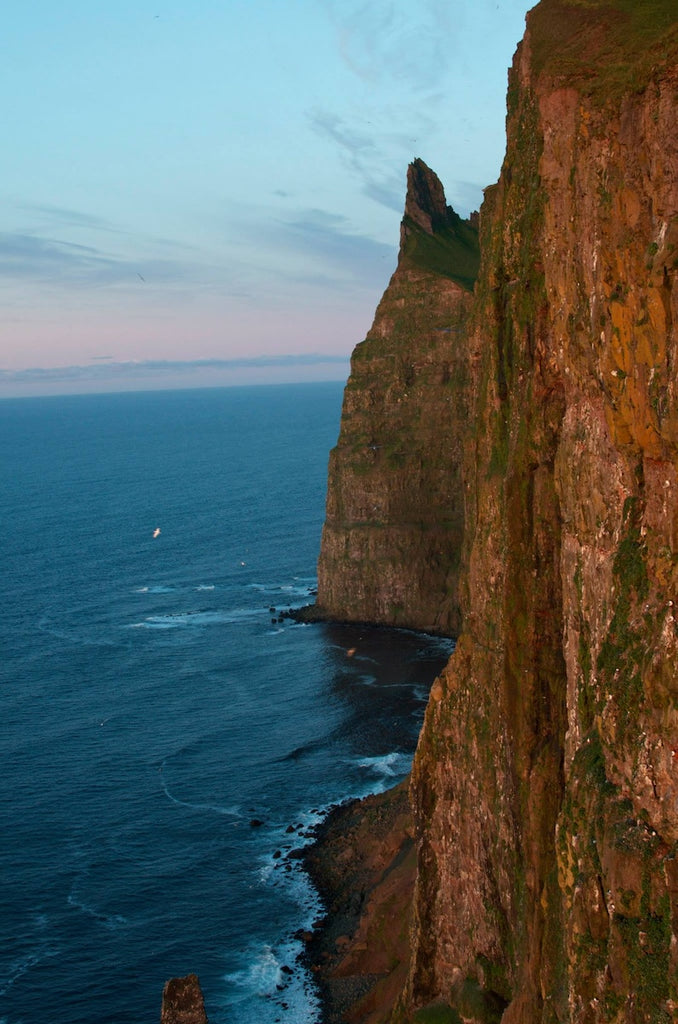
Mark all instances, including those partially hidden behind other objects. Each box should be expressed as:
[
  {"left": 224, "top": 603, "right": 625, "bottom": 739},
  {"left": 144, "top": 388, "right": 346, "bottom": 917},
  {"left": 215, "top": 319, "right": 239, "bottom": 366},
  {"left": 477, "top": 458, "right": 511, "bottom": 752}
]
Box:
[
  {"left": 404, "top": 2, "right": 678, "bottom": 1022},
  {"left": 316, "top": 159, "right": 480, "bottom": 635}
]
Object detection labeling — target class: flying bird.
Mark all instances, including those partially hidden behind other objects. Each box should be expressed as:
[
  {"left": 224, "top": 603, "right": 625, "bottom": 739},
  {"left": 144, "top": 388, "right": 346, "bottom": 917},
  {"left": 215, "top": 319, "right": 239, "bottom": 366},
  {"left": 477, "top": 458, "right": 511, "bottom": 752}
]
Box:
[{"left": 153, "top": 527, "right": 161, "bottom": 538}]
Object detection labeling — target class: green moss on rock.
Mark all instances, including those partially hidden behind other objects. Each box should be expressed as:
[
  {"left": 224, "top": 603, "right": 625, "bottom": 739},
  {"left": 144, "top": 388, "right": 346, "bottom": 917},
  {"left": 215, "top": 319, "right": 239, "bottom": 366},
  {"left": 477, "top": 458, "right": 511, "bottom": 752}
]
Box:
[{"left": 401, "top": 211, "right": 480, "bottom": 291}]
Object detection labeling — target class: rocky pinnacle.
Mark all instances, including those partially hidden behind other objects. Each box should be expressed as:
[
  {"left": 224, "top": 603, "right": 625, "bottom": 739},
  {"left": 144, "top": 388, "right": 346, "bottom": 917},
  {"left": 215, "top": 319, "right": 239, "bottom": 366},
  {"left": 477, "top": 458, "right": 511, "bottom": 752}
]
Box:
[{"left": 401, "top": 157, "right": 453, "bottom": 241}]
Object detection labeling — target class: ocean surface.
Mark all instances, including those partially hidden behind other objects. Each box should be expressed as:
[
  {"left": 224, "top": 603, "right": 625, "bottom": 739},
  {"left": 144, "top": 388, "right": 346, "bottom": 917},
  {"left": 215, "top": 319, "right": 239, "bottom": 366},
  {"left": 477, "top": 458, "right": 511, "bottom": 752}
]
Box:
[{"left": 0, "top": 382, "right": 454, "bottom": 1024}]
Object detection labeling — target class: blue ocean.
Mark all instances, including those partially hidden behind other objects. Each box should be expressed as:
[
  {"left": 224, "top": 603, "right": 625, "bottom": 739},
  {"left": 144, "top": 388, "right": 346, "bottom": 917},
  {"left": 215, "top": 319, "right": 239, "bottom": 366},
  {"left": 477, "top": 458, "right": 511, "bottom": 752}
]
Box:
[{"left": 0, "top": 382, "right": 453, "bottom": 1024}]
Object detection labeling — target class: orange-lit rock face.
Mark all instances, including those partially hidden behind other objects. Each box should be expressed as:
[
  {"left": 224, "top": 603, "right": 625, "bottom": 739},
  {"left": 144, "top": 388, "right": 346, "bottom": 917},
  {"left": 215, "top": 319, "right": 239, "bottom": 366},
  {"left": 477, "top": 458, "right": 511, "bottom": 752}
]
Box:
[
  {"left": 403, "top": 4, "right": 678, "bottom": 1022},
  {"left": 539, "top": 75, "right": 678, "bottom": 462},
  {"left": 316, "top": 3, "right": 678, "bottom": 1021}
]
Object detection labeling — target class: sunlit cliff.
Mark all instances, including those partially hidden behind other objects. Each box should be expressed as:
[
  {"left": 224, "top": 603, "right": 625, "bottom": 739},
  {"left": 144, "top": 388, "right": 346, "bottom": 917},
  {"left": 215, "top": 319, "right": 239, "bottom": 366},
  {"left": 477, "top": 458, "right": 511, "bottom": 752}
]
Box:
[{"left": 313, "top": 1, "right": 678, "bottom": 1020}]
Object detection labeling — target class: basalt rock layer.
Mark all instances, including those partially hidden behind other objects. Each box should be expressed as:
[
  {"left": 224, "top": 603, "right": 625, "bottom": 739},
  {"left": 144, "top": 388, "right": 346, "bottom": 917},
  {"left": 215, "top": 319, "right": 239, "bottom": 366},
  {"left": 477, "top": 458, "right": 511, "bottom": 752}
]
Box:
[{"left": 316, "top": 1, "right": 678, "bottom": 1021}]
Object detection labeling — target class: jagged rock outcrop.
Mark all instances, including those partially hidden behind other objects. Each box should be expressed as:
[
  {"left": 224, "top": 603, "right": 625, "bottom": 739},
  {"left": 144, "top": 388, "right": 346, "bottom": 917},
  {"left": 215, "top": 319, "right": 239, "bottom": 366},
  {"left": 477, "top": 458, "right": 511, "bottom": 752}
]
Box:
[
  {"left": 402, "top": 159, "right": 459, "bottom": 240},
  {"left": 315, "top": 1, "right": 678, "bottom": 1021},
  {"left": 315, "top": 159, "right": 480, "bottom": 635},
  {"left": 160, "top": 974, "right": 208, "bottom": 1024}
]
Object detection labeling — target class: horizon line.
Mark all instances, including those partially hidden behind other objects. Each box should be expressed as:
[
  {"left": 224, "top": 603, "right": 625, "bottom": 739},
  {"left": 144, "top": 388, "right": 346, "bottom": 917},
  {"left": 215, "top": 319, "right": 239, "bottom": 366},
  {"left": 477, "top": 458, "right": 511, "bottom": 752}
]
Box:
[{"left": 0, "top": 352, "right": 350, "bottom": 384}]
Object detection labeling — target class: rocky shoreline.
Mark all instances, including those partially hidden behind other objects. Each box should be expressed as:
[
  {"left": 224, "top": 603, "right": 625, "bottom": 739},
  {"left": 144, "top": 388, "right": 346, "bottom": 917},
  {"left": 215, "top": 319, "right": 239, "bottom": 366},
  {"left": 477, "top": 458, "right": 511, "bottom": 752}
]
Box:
[
  {"left": 160, "top": 782, "right": 415, "bottom": 1024},
  {"left": 283, "top": 603, "right": 453, "bottom": 640},
  {"left": 299, "top": 780, "right": 416, "bottom": 1024}
]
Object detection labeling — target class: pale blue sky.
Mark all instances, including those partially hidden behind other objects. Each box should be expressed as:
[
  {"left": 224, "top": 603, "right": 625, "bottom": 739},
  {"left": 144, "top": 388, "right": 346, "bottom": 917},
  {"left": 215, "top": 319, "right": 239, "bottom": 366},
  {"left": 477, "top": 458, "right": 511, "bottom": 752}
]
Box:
[{"left": 1, "top": 0, "right": 532, "bottom": 396}]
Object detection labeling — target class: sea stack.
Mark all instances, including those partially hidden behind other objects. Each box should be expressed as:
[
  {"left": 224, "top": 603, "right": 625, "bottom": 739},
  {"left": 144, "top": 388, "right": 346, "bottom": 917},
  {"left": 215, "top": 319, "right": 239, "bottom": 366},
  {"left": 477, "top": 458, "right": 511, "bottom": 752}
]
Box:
[{"left": 160, "top": 974, "right": 208, "bottom": 1024}]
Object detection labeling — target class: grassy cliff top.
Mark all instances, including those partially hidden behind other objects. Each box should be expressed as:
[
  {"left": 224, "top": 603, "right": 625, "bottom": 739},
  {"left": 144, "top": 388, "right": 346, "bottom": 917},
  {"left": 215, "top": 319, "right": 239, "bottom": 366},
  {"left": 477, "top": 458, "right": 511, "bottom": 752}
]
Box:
[
  {"left": 527, "top": 0, "right": 678, "bottom": 102},
  {"left": 400, "top": 210, "right": 480, "bottom": 292}
]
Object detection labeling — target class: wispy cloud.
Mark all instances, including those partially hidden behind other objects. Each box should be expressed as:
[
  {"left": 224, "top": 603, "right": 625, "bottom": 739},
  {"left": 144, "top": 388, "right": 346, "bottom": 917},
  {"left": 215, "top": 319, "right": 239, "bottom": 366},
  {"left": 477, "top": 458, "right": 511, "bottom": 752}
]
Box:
[
  {"left": 0, "top": 231, "right": 199, "bottom": 289},
  {"left": 361, "top": 178, "right": 406, "bottom": 214},
  {"left": 308, "top": 110, "right": 407, "bottom": 215},
  {"left": 322, "top": 0, "right": 455, "bottom": 91},
  {"left": 312, "top": 0, "right": 464, "bottom": 215},
  {"left": 308, "top": 105, "right": 485, "bottom": 218},
  {"left": 309, "top": 111, "right": 376, "bottom": 159},
  {"left": 232, "top": 205, "right": 396, "bottom": 292},
  {"left": 277, "top": 208, "right": 395, "bottom": 280},
  {"left": 18, "top": 203, "right": 120, "bottom": 232}
]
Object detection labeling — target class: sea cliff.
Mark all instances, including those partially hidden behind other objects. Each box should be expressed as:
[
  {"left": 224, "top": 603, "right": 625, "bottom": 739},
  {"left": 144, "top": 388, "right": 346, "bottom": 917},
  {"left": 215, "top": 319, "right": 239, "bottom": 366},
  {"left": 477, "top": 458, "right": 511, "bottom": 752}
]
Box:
[
  {"left": 315, "top": 160, "right": 479, "bottom": 636},
  {"left": 311, "top": 1, "right": 678, "bottom": 1021}
]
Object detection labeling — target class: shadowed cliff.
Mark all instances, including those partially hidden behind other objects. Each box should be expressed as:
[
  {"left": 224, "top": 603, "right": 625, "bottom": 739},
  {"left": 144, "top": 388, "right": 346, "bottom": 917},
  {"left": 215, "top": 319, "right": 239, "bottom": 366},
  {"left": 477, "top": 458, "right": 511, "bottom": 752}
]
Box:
[
  {"left": 315, "top": 159, "right": 479, "bottom": 635},
  {"left": 311, "top": 0, "right": 678, "bottom": 1021}
]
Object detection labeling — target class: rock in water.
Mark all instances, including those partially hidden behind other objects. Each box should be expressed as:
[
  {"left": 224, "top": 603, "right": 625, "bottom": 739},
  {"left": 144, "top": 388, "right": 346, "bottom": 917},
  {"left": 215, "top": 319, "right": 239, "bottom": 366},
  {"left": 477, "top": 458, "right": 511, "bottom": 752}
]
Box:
[{"left": 160, "top": 974, "right": 207, "bottom": 1024}]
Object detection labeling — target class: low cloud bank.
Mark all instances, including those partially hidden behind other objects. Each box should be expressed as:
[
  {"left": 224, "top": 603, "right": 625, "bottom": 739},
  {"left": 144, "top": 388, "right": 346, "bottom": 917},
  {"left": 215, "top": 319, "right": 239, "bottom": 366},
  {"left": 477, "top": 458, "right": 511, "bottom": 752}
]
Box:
[
  {"left": 1, "top": 353, "right": 348, "bottom": 385},
  {"left": 0, "top": 354, "right": 350, "bottom": 398}
]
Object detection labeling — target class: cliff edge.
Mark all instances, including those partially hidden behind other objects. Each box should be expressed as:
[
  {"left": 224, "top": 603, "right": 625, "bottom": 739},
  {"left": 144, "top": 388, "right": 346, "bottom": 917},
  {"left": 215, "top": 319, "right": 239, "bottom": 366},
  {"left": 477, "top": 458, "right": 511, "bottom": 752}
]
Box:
[{"left": 314, "top": 0, "right": 678, "bottom": 1021}]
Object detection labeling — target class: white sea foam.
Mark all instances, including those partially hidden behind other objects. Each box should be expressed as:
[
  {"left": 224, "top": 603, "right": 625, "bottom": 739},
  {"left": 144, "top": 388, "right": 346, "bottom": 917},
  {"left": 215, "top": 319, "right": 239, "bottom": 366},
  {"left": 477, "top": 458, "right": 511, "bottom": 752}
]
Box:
[
  {"left": 248, "top": 579, "right": 317, "bottom": 599},
  {"left": 356, "top": 751, "right": 412, "bottom": 778},
  {"left": 0, "top": 944, "right": 61, "bottom": 997},
  {"left": 327, "top": 643, "right": 378, "bottom": 665},
  {"left": 351, "top": 653, "right": 379, "bottom": 665},
  {"left": 222, "top": 939, "right": 321, "bottom": 1024},
  {"left": 127, "top": 619, "right": 176, "bottom": 630},
  {"left": 159, "top": 767, "right": 240, "bottom": 819},
  {"left": 133, "top": 585, "right": 175, "bottom": 594},
  {"left": 67, "top": 887, "right": 128, "bottom": 930},
  {"left": 248, "top": 944, "right": 282, "bottom": 993},
  {"left": 195, "top": 584, "right": 216, "bottom": 591},
  {"left": 222, "top": 829, "right": 324, "bottom": 1024},
  {"left": 127, "top": 608, "right": 260, "bottom": 630},
  {"left": 255, "top": 808, "right": 327, "bottom": 894},
  {"left": 354, "top": 673, "right": 378, "bottom": 686}
]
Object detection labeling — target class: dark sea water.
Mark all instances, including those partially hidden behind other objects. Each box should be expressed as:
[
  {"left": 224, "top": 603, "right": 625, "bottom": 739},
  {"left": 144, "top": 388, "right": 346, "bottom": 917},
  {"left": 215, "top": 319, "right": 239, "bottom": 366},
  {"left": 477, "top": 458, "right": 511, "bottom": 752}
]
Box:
[{"left": 0, "top": 383, "right": 453, "bottom": 1024}]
